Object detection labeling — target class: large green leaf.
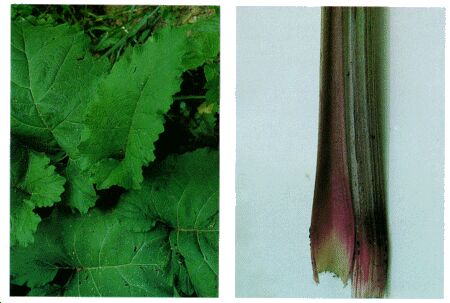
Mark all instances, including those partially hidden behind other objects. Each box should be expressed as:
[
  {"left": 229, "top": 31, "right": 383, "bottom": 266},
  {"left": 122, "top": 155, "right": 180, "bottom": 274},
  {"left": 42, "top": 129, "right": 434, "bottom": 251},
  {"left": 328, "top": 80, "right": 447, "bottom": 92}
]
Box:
[
  {"left": 11, "top": 20, "right": 109, "bottom": 214},
  {"left": 11, "top": 20, "right": 109, "bottom": 156},
  {"left": 117, "top": 149, "right": 219, "bottom": 296},
  {"left": 78, "top": 18, "right": 220, "bottom": 191},
  {"left": 78, "top": 26, "right": 189, "bottom": 191},
  {"left": 11, "top": 210, "right": 174, "bottom": 296},
  {"left": 11, "top": 147, "right": 66, "bottom": 247}
]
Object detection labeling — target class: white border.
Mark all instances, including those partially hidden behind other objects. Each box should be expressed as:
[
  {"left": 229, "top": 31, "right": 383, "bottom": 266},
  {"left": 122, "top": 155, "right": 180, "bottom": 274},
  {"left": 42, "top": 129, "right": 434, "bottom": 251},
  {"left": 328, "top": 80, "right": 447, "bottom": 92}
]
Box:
[
  {"left": 1, "top": 1, "right": 12, "bottom": 302},
  {"left": 3, "top": 0, "right": 449, "bottom": 6},
  {"left": 444, "top": 3, "right": 449, "bottom": 301},
  {"left": 219, "top": 2, "right": 236, "bottom": 300},
  {"left": 1, "top": 0, "right": 448, "bottom": 302}
]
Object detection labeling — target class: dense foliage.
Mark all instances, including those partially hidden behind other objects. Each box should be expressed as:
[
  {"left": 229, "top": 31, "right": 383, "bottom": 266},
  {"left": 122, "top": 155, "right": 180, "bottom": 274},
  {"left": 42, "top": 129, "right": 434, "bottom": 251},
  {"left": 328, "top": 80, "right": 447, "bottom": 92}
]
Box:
[{"left": 10, "top": 5, "right": 219, "bottom": 297}]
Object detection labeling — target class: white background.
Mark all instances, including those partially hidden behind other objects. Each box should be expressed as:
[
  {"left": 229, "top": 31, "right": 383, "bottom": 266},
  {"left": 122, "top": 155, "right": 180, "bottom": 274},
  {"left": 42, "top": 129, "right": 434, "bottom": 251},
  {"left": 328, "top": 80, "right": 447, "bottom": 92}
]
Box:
[
  {"left": 0, "top": 0, "right": 448, "bottom": 302},
  {"left": 236, "top": 6, "right": 445, "bottom": 299}
]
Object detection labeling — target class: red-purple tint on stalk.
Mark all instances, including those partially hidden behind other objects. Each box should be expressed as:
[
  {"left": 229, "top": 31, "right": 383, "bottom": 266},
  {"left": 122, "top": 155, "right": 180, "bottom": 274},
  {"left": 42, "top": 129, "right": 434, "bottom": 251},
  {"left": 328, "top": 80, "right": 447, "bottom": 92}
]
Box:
[
  {"left": 310, "top": 7, "right": 355, "bottom": 285},
  {"left": 352, "top": 230, "right": 387, "bottom": 297}
]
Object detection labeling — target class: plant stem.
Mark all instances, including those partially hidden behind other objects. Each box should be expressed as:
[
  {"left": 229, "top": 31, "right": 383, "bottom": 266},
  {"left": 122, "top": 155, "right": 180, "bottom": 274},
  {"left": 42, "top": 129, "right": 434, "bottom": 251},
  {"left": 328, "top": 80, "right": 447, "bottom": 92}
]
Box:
[
  {"left": 310, "top": 7, "right": 389, "bottom": 298},
  {"left": 103, "top": 6, "right": 160, "bottom": 59}
]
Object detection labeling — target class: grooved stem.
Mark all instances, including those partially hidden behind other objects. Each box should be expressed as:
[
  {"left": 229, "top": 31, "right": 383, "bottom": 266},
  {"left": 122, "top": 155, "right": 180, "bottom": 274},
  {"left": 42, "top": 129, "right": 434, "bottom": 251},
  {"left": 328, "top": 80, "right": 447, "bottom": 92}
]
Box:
[{"left": 310, "top": 7, "right": 389, "bottom": 298}]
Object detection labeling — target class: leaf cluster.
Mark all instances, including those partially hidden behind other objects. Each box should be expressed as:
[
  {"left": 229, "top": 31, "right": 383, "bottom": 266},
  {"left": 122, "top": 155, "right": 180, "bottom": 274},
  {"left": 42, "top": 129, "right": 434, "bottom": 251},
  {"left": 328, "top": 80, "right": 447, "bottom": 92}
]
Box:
[{"left": 10, "top": 5, "right": 219, "bottom": 297}]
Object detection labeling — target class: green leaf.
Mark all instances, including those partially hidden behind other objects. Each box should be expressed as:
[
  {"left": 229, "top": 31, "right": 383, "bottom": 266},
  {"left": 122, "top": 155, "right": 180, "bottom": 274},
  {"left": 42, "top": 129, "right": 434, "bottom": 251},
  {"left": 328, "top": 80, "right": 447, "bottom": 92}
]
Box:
[
  {"left": 11, "top": 5, "right": 34, "bottom": 19},
  {"left": 11, "top": 20, "right": 109, "bottom": 214},
  {"left": 204, "top": 62, "right": 220, "bottom": 106},
  {"left": 11, "top": 20, "right": 109, "bottom": 157},
  {"left": 171, "top": 253, "right": 195, "bottom": 296},
  {"left": 182, "top": 15, "right": 220, "bottom": 69},
  {"left": 63, "top": 159, "right": 97, "bottom": 214},
  {"left": 11, "top": 149, "right": 66, "bottom": 247},
  {"left": 20, "top": 152, "right": 66, "bottom": 207},
  {"left": 78, "top": 17, "right": 220, "bottom": 191},
  {"left": 11, "top": 210, "right": 174, "bottom": 297},
  {"left": 10, "top": 138, "right": 28, "bottom": 185},
  {"left": 78, "top": 25, "right": 189, "bottom": 191},
  {"left": 117, "top": 149, "right": 219, "bottom": 296},
  {"left": 10, "top": 197, "right": 41, "bottom": 248}
]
